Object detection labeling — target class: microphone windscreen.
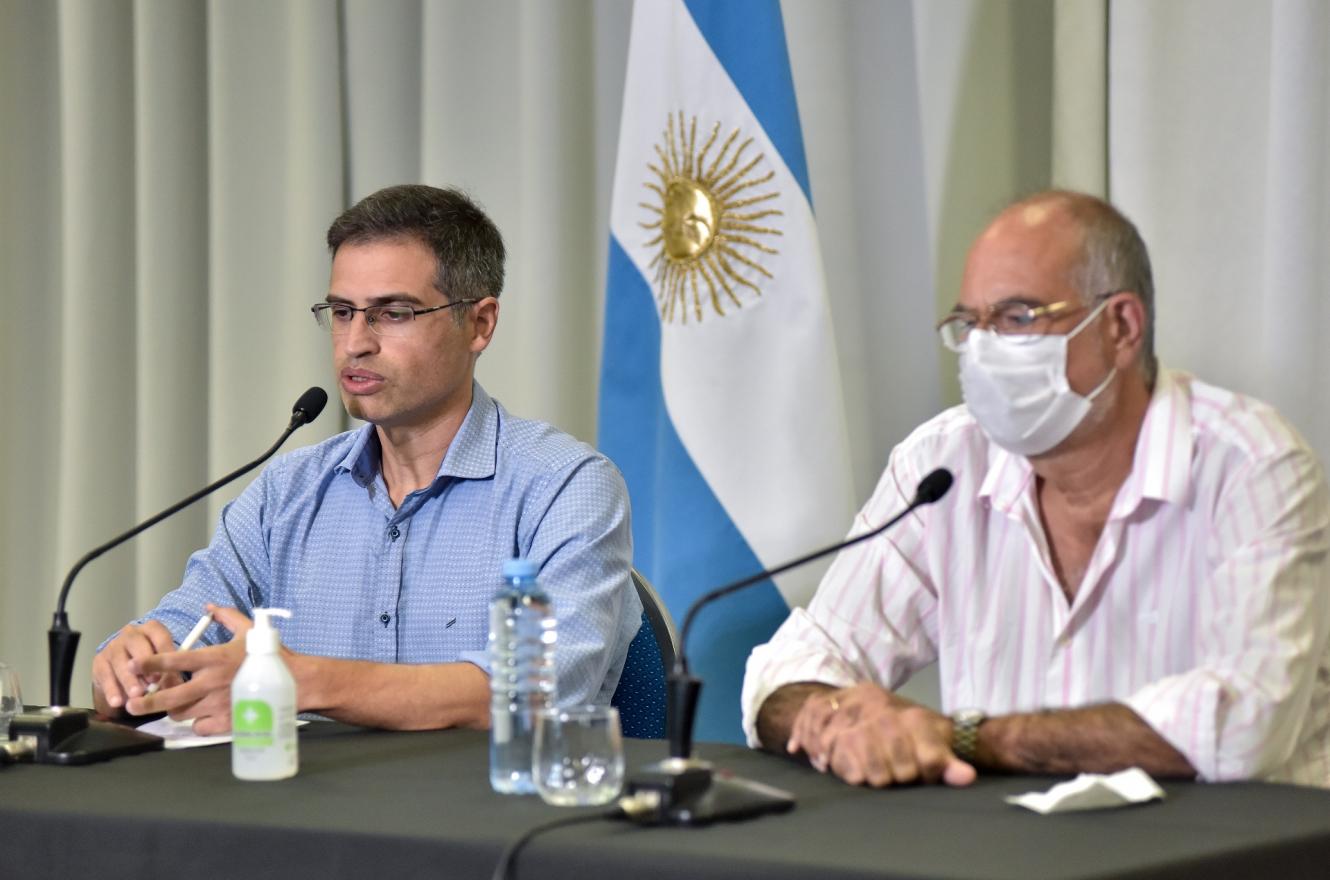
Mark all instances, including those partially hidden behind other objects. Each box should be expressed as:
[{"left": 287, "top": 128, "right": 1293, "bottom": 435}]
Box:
[
  {"left": 914, "top": 468, "right": 953, "bottom": 505},
  {"left": 292, "top": 387, "right": 329, "bottom": 425}
]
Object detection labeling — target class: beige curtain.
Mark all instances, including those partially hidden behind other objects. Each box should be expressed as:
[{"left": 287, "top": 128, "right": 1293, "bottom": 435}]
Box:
[
  {"left": 1110, "top": 0, "right": 1330, "bottom": 458},
  {"left": 2, "top": 0, "right": 342, "bottom": 706},
  {"left": 3, "top": 0, "right": 1132, "bottom": 709}
]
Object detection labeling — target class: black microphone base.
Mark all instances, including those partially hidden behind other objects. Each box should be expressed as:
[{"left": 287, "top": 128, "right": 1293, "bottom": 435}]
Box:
[
  {"left": 625, "top": 758, "right": 795, "bottom": 826},
  {"left": 8, "top": 707, "right": 164, "bottom": 765}
]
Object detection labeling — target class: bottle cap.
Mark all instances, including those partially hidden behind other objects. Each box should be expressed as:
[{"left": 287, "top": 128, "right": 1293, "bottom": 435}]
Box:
[
  {"left": 502, "top": 558, "right": 538, "bottom": 579},
  {"left": 247, "top": 608, "right": 292, "bottom": 655}
]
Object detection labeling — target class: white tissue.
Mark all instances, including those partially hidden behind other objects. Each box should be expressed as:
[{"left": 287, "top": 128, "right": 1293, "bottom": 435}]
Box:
[{"left": 1005, "top": 767, "right": 1165, "bottom": 814}]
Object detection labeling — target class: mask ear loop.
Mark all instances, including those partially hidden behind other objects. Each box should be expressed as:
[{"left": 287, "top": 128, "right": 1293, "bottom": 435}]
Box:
[
  {"left": 1066, "top": 295, "right": 1114, "bottom": 340},
  {"left": 1085, "top": 365, "right": 1118, "bottom": 402},
  {"left": 1072, "top": 296, "right": 1118, "bottom": 402}
]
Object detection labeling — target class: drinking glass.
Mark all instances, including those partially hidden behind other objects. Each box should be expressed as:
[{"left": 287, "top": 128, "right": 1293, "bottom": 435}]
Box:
[
  {"left": 532, "top": 705, "right": 624, "bottom": 807},
  {"left": 0, "top": 664, "right": 22, "bottom": 738}
]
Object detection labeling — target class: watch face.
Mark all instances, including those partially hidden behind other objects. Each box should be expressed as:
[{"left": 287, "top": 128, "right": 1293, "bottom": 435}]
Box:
[{"left": 954, "top": 708, "right": 985, "bottom": 726}]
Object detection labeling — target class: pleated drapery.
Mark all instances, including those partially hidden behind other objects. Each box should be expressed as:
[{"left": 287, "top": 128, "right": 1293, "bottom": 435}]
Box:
[{"left": 3, "top": 0, "right": 1327, "bottom": 712}]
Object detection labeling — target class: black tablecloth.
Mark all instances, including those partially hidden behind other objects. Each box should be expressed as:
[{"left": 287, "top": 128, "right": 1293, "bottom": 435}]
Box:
[{"left": 2, "top": 722, "right": 1329, "bottom": 879}]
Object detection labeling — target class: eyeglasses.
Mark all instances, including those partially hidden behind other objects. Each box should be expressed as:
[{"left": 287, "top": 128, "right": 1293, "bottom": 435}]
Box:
[
  {"left": 936, "top": 292, "right": 1118, "bottom": 352},
  {"left": 311, "top": 300, "right": 479, "bottom": 337}
]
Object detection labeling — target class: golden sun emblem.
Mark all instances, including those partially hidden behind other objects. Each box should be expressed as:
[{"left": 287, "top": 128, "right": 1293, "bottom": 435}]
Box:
[{"left": 640, "top": 112, "right": 783, "bottom": 323}]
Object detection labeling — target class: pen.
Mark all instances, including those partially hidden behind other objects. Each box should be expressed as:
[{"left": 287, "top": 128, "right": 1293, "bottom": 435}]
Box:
[{"left": 145, "top": 611, "right": 213, "bottom": 694}]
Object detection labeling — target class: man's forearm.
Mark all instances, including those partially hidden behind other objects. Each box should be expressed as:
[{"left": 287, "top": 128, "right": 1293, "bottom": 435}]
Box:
[
  {"left": 759, "top": 683, "right": 1196, "bottom": 780},
  {"left": 978, "top": 702, "right": 1196, "bottom": 777},
  {"left": 289, "top": 654, "right": 490, "bottom": 731}
]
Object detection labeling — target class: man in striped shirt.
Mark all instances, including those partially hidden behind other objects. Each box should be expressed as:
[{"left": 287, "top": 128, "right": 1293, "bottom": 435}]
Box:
[{"left": 742, "top": 191, "right": 1330, "bottom": 787}]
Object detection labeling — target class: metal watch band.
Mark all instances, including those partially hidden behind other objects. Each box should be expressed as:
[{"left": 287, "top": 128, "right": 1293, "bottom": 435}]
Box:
[{"left": 951, "top": 708, "right": 985, "bottom": 763}]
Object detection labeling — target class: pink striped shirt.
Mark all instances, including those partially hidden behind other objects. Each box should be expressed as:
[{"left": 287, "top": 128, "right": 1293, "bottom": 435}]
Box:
[{"left": 742, "top": 371, "right": 1330, "bottom": 784}]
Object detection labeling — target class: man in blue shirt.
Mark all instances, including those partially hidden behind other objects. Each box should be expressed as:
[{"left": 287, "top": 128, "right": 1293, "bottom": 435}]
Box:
[{"left": 91, "top": 184, "right": 641, "bottom": 734}]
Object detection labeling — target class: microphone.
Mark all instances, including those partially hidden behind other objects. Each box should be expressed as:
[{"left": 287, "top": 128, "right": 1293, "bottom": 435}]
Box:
[
  {"left": 290, "top": 386, "right": 329, "bottom": 428},
  {"left": 623, "top": 468, "right": 954, "bottom": 825},
  {"left": 9, "top": 388, "right": 328, "bottom": 766}
]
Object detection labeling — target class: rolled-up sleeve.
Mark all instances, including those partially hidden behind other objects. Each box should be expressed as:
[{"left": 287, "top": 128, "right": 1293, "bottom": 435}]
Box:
[
  {"left": 741, "top": 456, "right": 942, "bottom": 747},
  {"left": 1125, "top": 447, "right": 1330, "bottom": 782}
]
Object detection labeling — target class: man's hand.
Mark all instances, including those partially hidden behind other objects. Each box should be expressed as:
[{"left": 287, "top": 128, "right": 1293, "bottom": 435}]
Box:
[
  {"left": 122, "top": 605, "right": 253, "bottom": 735},
  {"left": 786, "top": 682, "right": 976, "bottom": 788},
  {"left": 92, "top": 619, "right": 180, "bottom": 717}
]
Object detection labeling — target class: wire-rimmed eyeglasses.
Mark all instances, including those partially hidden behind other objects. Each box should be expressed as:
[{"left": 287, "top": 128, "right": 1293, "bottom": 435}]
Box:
[
  {"left": 311, "top": 300, "right": 479, "bottom": 337},
  {"left": 936, "top": 292, "right": 1119, "bottom": 352}
]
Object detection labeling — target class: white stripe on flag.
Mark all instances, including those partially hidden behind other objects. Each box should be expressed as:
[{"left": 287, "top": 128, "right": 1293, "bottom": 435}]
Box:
[{"left": 608, "top": 0, "right": 855, "bottom": 607}]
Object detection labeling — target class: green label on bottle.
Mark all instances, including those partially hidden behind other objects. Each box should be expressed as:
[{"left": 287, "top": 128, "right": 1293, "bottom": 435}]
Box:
[{"left": 233, "top": 700, "right": 274, "bottom": 748}]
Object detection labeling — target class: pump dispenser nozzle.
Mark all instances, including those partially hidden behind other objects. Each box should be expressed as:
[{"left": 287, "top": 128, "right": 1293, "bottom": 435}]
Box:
[{"left": 247, "top": 608, "right": 291, "bottom": 655}]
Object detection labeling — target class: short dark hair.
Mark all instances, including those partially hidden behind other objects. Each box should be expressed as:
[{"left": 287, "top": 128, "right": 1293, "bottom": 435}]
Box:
[
  {"left": 1019, "top": 190, "right": 1157, "bottom": 385},
  {"left": 326, "top": 184, "right": 506, "bottom": 305}
]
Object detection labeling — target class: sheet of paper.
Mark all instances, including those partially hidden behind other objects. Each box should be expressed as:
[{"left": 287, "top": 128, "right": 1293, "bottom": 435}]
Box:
[
  {"left": 1005, "top": 767, "right": 1165, "bottom": 814},
  {"left": 137, "top": 715, "right": 308, "bottom": 750},
  {"left": 136, "top": 716, "right": 230, "bottom": 749}
]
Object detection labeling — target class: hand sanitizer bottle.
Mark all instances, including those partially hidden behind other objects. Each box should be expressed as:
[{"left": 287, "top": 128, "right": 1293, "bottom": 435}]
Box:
[{"left": 231, "top": 608, "right": 298, "bottom": 781}]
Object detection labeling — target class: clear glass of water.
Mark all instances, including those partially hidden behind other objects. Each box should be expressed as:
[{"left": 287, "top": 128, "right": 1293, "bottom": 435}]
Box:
[
  {"left": 533, "top": 705, "right": 624, "bottom": 807},
  {"left": 0, "top": 664, "right": 23, "bottom": 738}
]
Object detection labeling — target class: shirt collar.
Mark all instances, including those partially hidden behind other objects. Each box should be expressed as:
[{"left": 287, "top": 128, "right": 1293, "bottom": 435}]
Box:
[
  {"left": 1110, "top": 368, "right": 1193, "bottom": 514},
  {"left": 977, "top": 443, "right": 1034, "bottom": 516},
  {"left": 976, "top": 368, "right": 1193, "bottom": 517},
  {"left": 438, "top": 381, "right": 498, "bottom": 481},
  {"left": 335, "top": 424, "right": 379, "bottom": 487},
  {"left": 332, "top": 381, "right": 499, "bottom": 485}
]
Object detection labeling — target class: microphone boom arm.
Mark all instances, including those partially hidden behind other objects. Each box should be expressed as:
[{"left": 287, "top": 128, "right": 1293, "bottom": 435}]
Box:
[
  {"left": 48, "top": 388, "right": 326, "bottom": 708},
  {"left": 676, "top": 468, "right": 954, "bottom": 677},
  {"left": 53, "top": 426, "right": 296, "bottom": 622},
  {"left": 635, "top": 468, "right": 953, "bottom": 824},
  {"left": 679, "top": 506, "right": 913, "bottom": 676}
]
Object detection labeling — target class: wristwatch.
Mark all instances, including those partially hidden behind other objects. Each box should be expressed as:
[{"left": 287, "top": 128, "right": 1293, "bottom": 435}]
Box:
[{"left": 950, "top": 708, "right": 987, "bottom": 763}]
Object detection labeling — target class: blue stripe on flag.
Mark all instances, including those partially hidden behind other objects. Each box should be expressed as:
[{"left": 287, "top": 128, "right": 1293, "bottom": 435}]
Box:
[
  {"left": 682, "top": 0, "right": 812, "bottom": 204},
  {"left": 599, "top": 238, "right": 789, "bottom": 744}
]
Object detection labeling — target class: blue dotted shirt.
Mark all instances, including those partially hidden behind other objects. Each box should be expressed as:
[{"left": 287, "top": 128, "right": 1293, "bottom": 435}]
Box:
[{"left": 114, "top": 382, "right": 641, "bottom": 706}]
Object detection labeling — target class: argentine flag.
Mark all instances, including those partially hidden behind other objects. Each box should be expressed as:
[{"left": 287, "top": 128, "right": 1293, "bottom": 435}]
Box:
[{"left": 599, "top": 0, "right": 856, "bottom": 743}]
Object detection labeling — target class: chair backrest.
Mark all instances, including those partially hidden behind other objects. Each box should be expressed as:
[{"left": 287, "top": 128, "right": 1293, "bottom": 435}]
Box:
[
  {"left": 611, "top": 568, "right": 681, "bottom": 738},
  {"left": 631, "top": 568, "right": 680, "bottom": 671}
]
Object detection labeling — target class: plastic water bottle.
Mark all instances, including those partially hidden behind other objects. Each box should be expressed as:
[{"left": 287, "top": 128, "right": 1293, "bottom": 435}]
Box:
[{"left": 489, "top": 558, "right": 557, "bottom": 794}]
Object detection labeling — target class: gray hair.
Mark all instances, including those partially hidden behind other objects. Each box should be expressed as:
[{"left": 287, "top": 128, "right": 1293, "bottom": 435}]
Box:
[{"left": 1025, "top": 191, "right": 1157, "bottom": 385}]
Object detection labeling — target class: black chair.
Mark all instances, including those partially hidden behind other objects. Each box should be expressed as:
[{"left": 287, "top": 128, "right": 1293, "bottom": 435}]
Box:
[{"left": 611, "top": 569, "right": 680, "bottom": 738}]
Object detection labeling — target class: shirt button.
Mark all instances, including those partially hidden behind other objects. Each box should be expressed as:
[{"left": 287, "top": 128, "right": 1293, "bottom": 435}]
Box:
[
  {"left": 389, "top": 525, "right": 400, "bottom": 540},
  {"left": 379, "top": 612, "right": 391, "bottom": 625}
]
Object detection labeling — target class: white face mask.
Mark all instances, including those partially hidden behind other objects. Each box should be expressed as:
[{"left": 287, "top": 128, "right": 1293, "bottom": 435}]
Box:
[{"left": 959, "top": 299, "right": 1115, "bottom": 456}]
